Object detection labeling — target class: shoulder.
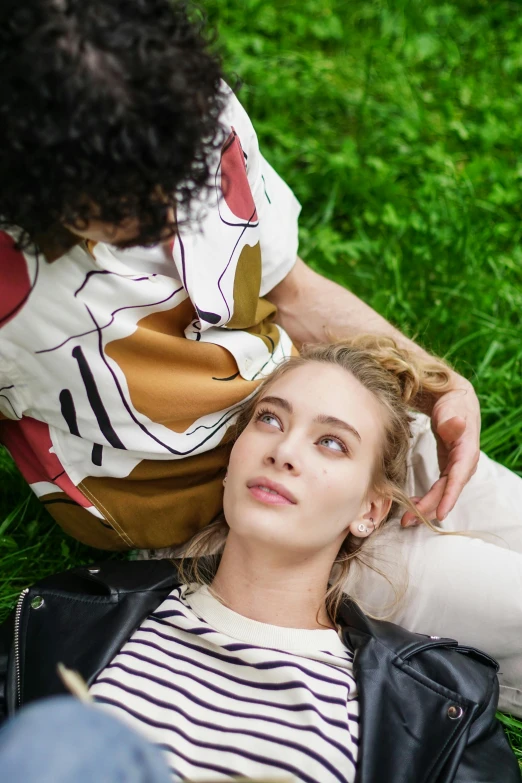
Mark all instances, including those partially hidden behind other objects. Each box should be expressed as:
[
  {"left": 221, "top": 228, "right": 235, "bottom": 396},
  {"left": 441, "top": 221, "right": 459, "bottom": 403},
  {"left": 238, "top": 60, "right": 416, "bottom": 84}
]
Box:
[
  {"left": 218, "top": 83, "right": 259, "bottom": 158},
  {"left": 339, "top": 598, "right": 499, "bottom": 705},
  {"left": 29, "top": 558, "right": 181, "bottom": 598},
  {"left": 0, "top": 229, "right": 35, "bottom": 329}
]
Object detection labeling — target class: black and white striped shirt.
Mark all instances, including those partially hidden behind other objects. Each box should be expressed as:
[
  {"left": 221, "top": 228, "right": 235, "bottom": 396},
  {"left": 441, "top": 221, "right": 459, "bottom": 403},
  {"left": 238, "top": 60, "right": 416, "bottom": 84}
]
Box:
[{"left": 90, "top": 585, "right": 359, "bottom": 782}]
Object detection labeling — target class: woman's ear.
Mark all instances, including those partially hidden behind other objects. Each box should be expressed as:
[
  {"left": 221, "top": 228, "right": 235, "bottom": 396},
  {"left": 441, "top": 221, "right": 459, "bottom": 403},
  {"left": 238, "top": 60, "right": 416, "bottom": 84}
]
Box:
[{"left": 348, "top": 494, "right": 392, "bottom": 539}]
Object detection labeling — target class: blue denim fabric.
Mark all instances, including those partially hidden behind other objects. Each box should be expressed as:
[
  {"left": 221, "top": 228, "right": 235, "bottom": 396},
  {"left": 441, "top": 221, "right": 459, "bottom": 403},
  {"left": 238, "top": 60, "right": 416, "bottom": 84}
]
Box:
[{"left": 0, "top": 697, "right": 172, "bottom": 783}]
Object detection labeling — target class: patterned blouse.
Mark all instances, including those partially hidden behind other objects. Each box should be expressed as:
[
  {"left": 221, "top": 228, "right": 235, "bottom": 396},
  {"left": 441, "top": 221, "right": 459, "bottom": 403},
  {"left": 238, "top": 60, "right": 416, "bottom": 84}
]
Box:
[{"left": 0, "top": 86, "right": 301, "bottom": 549}]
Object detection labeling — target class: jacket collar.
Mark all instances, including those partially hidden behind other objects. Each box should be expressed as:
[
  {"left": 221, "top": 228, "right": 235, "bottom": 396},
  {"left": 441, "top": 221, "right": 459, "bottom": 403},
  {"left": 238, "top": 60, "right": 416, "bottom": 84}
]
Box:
[{"left": 337, "top": 599, "right": 480, "bottom": 783}]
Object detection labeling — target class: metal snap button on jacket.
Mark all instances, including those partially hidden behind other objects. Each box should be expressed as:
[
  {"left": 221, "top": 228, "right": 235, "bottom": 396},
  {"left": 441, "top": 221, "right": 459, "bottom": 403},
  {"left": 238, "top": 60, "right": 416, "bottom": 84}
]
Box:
[
  {"left": 30, "top": 596, "right": 44, "bottom": 610},
  {"left": 447, "top": 705, "right": 464, "bottom": 720}
]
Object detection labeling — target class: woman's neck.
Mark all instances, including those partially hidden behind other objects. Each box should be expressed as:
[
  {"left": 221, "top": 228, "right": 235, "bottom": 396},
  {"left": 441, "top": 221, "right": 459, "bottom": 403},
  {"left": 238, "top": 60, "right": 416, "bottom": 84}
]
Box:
[{"left": 210, "top": 533, "right": 335, "bottom": 630}]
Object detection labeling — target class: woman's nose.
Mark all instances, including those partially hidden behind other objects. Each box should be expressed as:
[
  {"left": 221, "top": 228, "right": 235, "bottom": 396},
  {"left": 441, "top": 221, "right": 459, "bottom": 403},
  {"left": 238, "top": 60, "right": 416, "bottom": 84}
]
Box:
[{"left": 264, "top": 439, "right": 300, "bottom": 473}]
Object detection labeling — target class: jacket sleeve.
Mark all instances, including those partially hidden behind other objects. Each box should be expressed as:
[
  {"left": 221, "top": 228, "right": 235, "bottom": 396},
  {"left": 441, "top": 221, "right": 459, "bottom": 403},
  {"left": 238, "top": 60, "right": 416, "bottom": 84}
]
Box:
[
  {"left": 449, "top": 671, "right": 520, "bottom": 782},
  {"left": 0, "top": 610, "right": 14, "bottom": 725}
]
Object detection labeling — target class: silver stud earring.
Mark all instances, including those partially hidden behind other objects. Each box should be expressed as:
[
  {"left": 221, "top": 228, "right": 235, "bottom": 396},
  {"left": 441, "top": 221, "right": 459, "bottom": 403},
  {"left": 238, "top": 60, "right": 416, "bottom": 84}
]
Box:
[{"left": 357, "top": 517, "right": 374, "bottom": 535}]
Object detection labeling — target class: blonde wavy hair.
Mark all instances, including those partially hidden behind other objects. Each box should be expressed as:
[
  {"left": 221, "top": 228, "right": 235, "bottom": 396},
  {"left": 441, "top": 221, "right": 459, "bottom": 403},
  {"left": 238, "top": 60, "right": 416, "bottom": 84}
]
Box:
[{"left": 179, "top": 335, "right": 453, "bottom": 622}]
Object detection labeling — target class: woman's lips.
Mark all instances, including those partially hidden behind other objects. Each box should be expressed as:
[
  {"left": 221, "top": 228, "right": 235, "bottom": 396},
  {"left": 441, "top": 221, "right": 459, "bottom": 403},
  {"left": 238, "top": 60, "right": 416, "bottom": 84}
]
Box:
[
  {"left": 246, "top": 478, "right": 297, "bottom": 506},
  {"left": 248, "top": 486, "right": 294, "bottom": 505}
]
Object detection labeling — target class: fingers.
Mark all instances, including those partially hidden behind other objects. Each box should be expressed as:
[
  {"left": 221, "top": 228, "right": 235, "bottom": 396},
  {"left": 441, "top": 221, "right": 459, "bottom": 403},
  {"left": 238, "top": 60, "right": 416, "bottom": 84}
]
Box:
[
  {"left": 400, "top": 496, "right": 422, "bottom": 527},
  {"left": 401, "top": 444, "right": 480, "bottom": 528},
  {"left": 436, "top": 448, "right": 479, "bottom": 520},
  {"left": 402, "top": 378, "right": 481, "bottom": 530},
  {"left": 435, "top": 415, "right": 466, "bottom": 445},
  {"left": 400, "top": 479, "right": 448, "bottom": 528}
]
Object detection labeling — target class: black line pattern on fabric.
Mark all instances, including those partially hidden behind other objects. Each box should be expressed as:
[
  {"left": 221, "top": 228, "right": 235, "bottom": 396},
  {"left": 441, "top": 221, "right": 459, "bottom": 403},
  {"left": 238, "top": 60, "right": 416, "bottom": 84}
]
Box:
[
  {"left": 221, "top": 128, "right": 236, "bottom": 156},
  {"left": 59, "top": 389, "right": 80, "bottom": 437},
  {"left": 211, "top": 136, "right": 261, "bottom": 324},
  {"left": 95, "top": 694, "right": 243, "bottom": 779},
  {"left": 159, "top": 595, "right": 355, "bottom": 673},
  {"left": 215, "top": 219, "right": 255, "bottom": 323},
  {"left": 250, "top": 333, "right": 278, "bottom": 381},
  {"left": 215, "top": 184, "right": 259, "bottom": 226},
  {"left": 245, "top": 332, "right": 277, "bottom": 381},
  {"left": 215, "top": 210, "right": 259, "bottom": 230},
  {"left": 210, "top": 135, "right": 260, "bottom": 321},
  {"left": 75, "top": 269, "right": 150, "bottom": 297},
  {"left": 111, "top": 647, "right": 349, "bottom": 730},
  {"left": 195, "top": 306, "right": 221, "bottom": 325},
  {"left": 50, "top": 470, "right": 66, "bottom": 481},
  {"left": 224, "top": 637, "right": 354, "bottom": 663},
  {"left": 264, "top": 333, "right": 276, "bottom": 353},
  {"left": 116, "top": 660, "right": 356, "bottom": 757},
  {"left": 0, "top": 241, "right": 40, "bottom": 326},
  {"left": 0, "top": 385, "right": 14, "bottom": 392},
  {"left": 211, "top": 371, "right": 240, "bottom": 381},
  {"left": 101, "top": 652, "right": 357, "bottom": 759},
  {"left": 216, "top": 131, "right": 260, "bottom": 229},
  {"left": 42, "top": 498, "right": 80, "bottom": 506},
  {"left": 132, "top": 627, "right": 349, "bottom": 701},
  {"left": 184, "top": 405, "right": 242, "bottom": 436},
  {"left": 261, "top": 174, "right": 272, "bottom": 204},
  {"left": 94, "top": 674, "right": 354, "bottom": 778},
  {"left": 72, "top": 345, "right": 126, "bottom": 450},
  {"left": 154, "top": 620, "right": 352, "bottom": 689},
  {"left": 0, "top": 394, "right": 17, "bottom": 418},
  {"left": 191, "top": 318, "right": 202, "bottom": 341},
  {"left": 74, "top": 269, "right": 113, "bottom": 297},
  {"left": 36, "top": 284, "right": 184, "bottom": 354},
  {"left": 86, "top": 307, "right": 238, "bottom": 455},
  {"left": 177, "top": 232, "right": 188, "bottom": 290},
  {"left": 92, "top": 693, "right": 329, "bottom": 783},
  {"left": 91, "top": 443, "right": 103, "bottom": 466}
]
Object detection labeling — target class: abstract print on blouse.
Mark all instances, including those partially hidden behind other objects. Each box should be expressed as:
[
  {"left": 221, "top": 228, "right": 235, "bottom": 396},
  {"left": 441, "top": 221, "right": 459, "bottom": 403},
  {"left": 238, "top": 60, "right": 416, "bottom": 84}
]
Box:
[{"left": 0, "top": 86, "right": 300, "bottom": 549}]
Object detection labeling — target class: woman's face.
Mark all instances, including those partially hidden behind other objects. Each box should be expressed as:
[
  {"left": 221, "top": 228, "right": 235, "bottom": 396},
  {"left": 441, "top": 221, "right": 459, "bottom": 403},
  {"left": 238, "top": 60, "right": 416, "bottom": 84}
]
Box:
[{"left": 224, "top": 362, "right": 388, "bottom": 559}]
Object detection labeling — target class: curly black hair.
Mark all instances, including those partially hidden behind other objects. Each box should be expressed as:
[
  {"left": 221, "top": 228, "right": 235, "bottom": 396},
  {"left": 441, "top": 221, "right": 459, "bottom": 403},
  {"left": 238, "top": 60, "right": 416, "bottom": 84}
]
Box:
[{"left": 0, "top": 0, "right": 226, "bottom": 247}]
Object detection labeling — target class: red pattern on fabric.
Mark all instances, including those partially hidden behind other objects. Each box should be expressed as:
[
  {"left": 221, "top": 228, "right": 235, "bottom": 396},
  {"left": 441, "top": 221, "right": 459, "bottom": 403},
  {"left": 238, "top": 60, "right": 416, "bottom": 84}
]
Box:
[
  {"left": 220, "top": 129, "right": 258, "bottom": 221},
  {"left": 0, "top": 231, "right": 32, "bottom": 328},
  {"left": 0, "top": 417, "right": 91, "bottom": 507}
]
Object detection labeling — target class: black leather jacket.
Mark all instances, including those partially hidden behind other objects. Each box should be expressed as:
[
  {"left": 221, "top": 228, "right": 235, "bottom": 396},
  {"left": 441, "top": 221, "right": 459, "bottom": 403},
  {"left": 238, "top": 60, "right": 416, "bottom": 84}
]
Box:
[{"left": 0, "top": 560, "right": 518, "bottom": 783}]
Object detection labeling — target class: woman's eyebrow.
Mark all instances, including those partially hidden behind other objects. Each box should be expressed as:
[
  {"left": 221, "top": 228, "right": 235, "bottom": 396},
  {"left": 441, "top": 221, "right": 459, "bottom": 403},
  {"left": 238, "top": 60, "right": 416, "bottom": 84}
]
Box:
[
  {"left": 314, "top": 414, "right": 362, "bottom": 443},
  {"left": 258, "top": 395, "right": 292, "bottom": 413},
  {"left": 257, "top": 396, "right": 362, "bottom": 442}
]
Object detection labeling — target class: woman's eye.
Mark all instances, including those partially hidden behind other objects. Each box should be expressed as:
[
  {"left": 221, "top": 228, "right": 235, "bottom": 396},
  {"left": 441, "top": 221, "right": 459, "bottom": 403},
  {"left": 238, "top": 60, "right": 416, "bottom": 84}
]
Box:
[
  {"left": 318, "top": 436, "right": 345, "bottom": 453},
  {"left": 256, "top": 410, "right": 282, "bottom": 429},
  {"left": 261, "top": 414, "right": 278, "bottom": 426}
]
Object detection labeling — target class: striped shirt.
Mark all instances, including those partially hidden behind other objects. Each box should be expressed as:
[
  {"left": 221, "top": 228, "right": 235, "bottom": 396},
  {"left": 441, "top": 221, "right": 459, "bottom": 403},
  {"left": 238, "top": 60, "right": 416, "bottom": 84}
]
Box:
[{"left": 90, "top": 585, "right": 359, "bottom": 782}]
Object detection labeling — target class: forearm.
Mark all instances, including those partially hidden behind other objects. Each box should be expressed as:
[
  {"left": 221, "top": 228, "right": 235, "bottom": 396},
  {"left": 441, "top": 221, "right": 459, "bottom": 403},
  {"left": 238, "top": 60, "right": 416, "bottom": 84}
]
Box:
[{"left": 267, "top": 257, "right": 472, "bottom": 414}]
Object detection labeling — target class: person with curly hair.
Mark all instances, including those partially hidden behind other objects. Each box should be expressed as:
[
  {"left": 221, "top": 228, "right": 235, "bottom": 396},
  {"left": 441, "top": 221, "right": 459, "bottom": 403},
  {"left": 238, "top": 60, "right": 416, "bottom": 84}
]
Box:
[{"left": 0, "top": 0, "right": 521, "bottom": 718}]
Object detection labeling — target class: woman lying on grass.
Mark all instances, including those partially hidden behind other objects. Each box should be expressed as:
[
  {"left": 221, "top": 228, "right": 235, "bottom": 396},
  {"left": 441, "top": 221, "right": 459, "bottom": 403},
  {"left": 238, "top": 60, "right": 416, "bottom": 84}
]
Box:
[{"left": 0, "top": 337, "right": 518, "bottom": 782}]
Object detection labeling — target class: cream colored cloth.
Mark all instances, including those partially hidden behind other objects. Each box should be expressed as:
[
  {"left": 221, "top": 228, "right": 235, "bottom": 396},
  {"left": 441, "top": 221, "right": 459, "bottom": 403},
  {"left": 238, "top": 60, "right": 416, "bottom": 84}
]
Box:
[{"left": 344, "top": 413, "right": 522, "bottom": 717}]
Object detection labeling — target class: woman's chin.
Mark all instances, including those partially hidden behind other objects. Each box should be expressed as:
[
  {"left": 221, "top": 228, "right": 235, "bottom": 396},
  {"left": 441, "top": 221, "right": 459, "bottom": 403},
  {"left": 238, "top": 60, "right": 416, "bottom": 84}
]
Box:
[{"left": 229, "top": 516, "right": 299, "bottom": 550}]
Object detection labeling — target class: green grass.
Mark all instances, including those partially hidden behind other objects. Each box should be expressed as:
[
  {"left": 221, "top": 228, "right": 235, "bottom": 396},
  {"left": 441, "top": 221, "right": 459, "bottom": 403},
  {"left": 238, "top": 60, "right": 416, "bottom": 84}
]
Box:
[{"left": 1, "top": 0, "right": 522, "bottom": 766}]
